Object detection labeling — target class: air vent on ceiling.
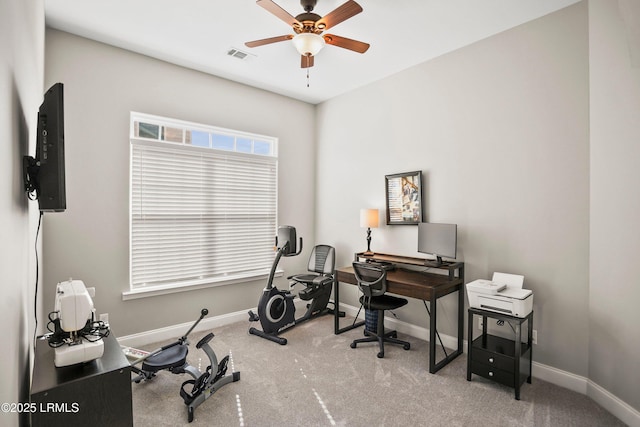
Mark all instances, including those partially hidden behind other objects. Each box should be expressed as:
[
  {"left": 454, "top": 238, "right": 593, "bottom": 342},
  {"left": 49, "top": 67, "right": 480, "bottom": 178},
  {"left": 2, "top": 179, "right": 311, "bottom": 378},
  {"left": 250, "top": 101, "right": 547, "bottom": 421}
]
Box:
[{"left": 227, "top": 48, "right": 255, "bottom": 61}]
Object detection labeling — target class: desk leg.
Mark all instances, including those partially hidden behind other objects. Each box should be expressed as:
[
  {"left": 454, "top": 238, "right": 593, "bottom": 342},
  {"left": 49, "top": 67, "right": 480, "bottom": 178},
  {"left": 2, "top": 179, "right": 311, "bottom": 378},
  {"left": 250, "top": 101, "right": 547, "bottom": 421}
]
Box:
[
  {"left": 333, "top": 278, "right": 365, "bottom": 335},
  {"left": 458, "top": 282, "right": 464, "bottom": 354},
  {"left": 458, "top": 267, "right": 465, "bottom": 355},
  {"left": 467, "top": 310, "right": 473, "bottom": 381},
  {"left": 427, "top": 285, "right": 465, "bottom": 374},
  {"left": 334, "top": 277, "right": 339, "bottom": 334},
  {"left": 527, "top": 312, "right": 533, "bottom": 384},
  {"left": 515, "top": 322, "right": 522, "bottom": 400},
  {"left": 429, "top": 293, "right": 436, "bottom": 374}
]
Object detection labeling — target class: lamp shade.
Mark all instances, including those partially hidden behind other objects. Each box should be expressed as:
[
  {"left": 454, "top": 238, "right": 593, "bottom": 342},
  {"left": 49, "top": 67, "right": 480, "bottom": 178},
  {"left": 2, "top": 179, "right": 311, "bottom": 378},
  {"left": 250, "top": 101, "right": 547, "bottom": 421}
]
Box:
[
  {"left": 292, "top": 33, "right": 325, "bottom": 56},
  {"left": 360, "top": 209, "right": 379, "bottom": 229}
]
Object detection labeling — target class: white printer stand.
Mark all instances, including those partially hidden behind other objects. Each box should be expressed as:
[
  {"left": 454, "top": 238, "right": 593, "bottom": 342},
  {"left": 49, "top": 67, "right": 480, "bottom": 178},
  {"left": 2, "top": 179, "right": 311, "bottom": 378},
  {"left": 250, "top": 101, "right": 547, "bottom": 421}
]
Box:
[{"left": 466, "top": 307, "right": 533, "bottom": 400}]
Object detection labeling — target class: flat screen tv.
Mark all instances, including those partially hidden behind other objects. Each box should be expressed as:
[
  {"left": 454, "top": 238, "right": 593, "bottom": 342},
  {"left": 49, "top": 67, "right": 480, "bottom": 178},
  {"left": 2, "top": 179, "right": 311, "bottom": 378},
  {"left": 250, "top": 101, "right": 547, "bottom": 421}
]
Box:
[
  {"left": 418, "top": 222, "right": 457, "bottom": 266},
  {"left": 24, "top": 83, "right": 66, "bottom": 212}
]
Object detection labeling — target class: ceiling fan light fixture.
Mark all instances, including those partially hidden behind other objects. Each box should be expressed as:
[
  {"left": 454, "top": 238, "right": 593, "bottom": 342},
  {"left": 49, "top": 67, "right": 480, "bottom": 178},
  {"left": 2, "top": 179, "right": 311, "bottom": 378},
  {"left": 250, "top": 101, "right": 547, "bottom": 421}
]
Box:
[{"left": 292, "top": 32, "right": 325, "bottom": 56}]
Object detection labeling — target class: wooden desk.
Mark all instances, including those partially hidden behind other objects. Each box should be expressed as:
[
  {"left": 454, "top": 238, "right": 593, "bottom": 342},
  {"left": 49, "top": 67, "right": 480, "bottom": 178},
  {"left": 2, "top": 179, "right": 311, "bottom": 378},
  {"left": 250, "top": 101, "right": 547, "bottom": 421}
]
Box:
[{"left": 335, "top": 253, "right": 464, "bottom": 373}]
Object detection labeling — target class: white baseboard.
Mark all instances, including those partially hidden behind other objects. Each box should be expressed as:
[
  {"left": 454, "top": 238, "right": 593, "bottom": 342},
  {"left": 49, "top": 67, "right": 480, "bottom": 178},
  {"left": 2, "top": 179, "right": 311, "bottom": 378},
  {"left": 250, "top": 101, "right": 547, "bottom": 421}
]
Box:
[
  {"left": 118, "top": 303, "right": 639, "bottom": 427},
  {"left": 588, "top": 379, "right": 640, "bottom": 427},
  {"left": 117, "top": 299, "right": 308, "bottom": 348},
  {"left": 531, "top": 360, "right": 587, "bottom": 394},
  {"left": 117, "top": 308, "right": 250, "bottom": 348}
]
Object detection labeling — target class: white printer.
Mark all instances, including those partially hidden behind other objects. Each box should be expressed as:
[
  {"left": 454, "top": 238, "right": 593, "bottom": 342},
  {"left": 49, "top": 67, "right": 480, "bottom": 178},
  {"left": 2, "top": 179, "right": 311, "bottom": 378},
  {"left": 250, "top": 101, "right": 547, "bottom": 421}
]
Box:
[{"left": 466, "top": 272, "right": 533, "bottom": 318}]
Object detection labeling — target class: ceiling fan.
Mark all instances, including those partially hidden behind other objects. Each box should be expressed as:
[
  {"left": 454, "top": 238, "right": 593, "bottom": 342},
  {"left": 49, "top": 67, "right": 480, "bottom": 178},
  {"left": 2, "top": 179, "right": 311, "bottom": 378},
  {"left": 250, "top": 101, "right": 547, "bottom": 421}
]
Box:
[{"left": 245, "top": 0, "right": 370, "bottom": 69}]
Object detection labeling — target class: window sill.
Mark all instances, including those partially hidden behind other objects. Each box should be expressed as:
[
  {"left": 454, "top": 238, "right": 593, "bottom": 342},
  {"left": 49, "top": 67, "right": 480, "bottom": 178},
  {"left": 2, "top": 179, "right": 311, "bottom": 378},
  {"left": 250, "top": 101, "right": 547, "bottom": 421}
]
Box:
[{"left": 122, "top": 269, "right": 282, "bottom": 301}]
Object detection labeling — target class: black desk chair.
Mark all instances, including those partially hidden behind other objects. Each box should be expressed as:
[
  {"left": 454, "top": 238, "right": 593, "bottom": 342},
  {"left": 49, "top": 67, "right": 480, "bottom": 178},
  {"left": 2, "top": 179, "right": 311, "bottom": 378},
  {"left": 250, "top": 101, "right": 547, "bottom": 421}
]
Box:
[{"left": 350, "top": 262, "right": 411, "bottom": 358}]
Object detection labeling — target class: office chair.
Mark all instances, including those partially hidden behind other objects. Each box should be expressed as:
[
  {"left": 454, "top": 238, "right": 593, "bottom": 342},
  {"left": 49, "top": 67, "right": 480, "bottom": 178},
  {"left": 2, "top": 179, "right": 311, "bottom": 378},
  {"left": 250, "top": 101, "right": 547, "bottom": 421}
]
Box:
[{"left": 350, "top": 262, "right": 410, "bottom": 358}]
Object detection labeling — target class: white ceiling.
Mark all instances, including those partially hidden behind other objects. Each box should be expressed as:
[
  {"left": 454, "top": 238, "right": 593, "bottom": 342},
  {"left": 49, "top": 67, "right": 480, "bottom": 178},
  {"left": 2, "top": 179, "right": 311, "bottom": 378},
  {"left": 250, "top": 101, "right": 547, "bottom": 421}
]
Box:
[{"left": 44, "top": 0, "right": 580, "bottom": 105}]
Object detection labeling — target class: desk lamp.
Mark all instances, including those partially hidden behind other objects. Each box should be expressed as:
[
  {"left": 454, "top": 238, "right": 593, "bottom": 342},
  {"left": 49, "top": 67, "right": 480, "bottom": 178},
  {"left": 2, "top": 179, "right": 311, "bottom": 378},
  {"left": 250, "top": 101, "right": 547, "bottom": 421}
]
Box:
[{"left": 360, "top": 209, "right": 379, "bottom": 256}]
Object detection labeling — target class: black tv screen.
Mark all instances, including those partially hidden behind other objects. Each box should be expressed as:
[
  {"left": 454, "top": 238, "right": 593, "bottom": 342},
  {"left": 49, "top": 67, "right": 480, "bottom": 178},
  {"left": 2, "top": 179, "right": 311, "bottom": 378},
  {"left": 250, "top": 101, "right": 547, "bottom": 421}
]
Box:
[{"left": 35, "top": 83, "right": 66, "bottom": 212}]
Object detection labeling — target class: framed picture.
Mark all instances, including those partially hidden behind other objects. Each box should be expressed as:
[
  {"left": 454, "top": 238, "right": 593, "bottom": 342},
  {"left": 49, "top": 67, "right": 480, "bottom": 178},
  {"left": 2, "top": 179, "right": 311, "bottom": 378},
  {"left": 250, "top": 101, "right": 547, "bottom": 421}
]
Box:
[{"left": 385, "top": 171, "right": 423, "bottom": 225}]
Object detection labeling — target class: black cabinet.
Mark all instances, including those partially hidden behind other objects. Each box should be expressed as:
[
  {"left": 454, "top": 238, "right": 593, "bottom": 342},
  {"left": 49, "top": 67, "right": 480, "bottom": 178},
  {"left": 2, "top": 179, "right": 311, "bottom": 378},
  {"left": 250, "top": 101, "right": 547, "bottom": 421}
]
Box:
[
  {"left": 467, "top": 307, "right": 533, "bottom": 400},
  {"left": 30, "top": 332, "right": 133, "bottom": 426}
]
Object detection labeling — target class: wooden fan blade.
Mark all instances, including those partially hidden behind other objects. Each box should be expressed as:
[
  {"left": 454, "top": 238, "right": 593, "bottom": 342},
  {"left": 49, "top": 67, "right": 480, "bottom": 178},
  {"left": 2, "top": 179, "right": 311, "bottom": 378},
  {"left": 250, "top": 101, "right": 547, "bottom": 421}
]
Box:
[
  {"left": 315, "top": 0, "right": 363, "bottom": 30},
  {"left": 245, "top": 34, "right": 293, "bottom": 48},
  {"left": 323, "top": 34, "right": 370, "bottom": 53},
  {"left": 256, "top": 0, "right": 302, "bottom": 29},
  {"left": 301, "top": 55, "right": 315, "bottom": 68}
]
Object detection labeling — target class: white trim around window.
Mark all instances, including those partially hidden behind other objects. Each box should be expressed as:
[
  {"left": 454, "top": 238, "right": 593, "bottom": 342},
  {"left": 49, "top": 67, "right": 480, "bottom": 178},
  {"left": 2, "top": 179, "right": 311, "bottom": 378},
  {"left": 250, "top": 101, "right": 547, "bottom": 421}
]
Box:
[{"left": 124, "top": 112, "right": 279, "bottom": 299}]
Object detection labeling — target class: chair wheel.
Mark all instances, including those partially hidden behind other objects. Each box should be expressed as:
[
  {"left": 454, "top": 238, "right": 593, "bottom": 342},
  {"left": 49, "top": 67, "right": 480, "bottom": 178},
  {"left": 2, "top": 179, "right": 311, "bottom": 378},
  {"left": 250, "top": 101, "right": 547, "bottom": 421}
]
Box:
[
  {"left": 350, "top": 342, "right": 356, "bottom": 349},
  {"left": 391, "top": 332, "right": 397, "bottom": 338},
  {"left": 403, "top": 343, "right": 410, "bottom": 350},
  {"left": 377, "top": 352, "right": 384, "bottom": 358}
]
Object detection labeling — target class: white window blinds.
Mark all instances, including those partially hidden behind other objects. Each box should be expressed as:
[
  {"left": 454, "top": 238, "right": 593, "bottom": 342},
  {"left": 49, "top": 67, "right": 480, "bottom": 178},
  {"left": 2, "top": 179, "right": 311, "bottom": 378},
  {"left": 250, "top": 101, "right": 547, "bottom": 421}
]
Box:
[{"left": 130, "top": 114, "right": 277, "bottom": 292}]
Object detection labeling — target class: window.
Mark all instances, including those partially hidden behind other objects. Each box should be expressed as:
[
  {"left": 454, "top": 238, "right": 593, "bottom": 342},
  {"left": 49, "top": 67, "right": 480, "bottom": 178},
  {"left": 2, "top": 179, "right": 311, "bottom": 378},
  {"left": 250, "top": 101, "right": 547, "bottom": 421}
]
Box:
[{"left": 127, "top": 112, "right": 278, "bottom": 297}]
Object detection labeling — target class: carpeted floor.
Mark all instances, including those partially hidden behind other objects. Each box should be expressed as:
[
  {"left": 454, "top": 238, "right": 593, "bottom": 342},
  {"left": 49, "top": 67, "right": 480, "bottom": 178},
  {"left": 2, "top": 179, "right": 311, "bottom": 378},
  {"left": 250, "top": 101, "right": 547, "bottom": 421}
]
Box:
[{"left": 130, "top": 314, "right": 625, "bottom": 426}]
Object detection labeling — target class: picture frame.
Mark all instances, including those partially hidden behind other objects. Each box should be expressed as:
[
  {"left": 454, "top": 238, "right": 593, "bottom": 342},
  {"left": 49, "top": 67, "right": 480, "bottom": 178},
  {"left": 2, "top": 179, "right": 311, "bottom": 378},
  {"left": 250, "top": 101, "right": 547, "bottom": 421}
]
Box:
[{"left": 385, "top": 171, "right": 423, "bottom": 225}]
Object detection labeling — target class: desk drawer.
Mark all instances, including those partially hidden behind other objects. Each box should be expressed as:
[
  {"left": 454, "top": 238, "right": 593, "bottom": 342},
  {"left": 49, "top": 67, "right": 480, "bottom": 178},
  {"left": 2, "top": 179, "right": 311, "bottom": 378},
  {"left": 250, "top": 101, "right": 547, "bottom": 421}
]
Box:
[
  {"left": 470, "top": 360, "right": 514, "bottom": 388},
  {"left": 471, "top": 347, "right": 514, "bottom": 373}
]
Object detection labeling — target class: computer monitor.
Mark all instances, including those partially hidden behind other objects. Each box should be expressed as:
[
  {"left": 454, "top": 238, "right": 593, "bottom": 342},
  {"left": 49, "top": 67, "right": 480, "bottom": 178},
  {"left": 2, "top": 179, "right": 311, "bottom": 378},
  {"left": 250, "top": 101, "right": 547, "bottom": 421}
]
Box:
[{"left": 417, "top": 222, "right": 457, "bottom": 265}]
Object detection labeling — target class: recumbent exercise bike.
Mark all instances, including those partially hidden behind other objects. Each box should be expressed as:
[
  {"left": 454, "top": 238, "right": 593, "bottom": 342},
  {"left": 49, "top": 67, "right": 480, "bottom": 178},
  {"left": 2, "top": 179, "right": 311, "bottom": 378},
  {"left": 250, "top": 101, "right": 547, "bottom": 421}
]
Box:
[
  {"left": 248, "top": 225, "right": 343, "bottom": 345},
  {"left": 130, "top": 308, "right": 240, "bottom": 423}
]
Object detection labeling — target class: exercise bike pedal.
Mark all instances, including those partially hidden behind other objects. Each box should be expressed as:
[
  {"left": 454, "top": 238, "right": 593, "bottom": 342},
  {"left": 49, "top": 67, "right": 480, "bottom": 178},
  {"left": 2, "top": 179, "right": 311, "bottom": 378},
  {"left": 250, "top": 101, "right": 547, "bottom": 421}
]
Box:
[
  {"left": 213, "top": 355, "right": 229, "bottom": 383},
  {"left": 248, "top": 310, "right": 259, "bottom": 322}
]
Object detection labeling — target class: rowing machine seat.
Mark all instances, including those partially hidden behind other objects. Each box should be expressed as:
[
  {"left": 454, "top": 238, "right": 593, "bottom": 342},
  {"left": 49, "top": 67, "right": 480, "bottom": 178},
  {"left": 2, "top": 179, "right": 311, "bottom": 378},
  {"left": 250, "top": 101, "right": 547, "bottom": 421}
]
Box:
[{"left": 142, "top": 344, "right": 188, "bottom": 372}]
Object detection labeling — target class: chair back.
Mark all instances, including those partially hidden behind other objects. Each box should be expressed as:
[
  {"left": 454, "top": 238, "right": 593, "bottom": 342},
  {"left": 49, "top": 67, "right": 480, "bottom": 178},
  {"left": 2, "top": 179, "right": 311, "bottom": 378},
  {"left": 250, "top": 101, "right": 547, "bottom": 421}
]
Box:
[
  {"left": 352, "top": 262, "right": 387, "bottom": 298},
  {"left": 308, "top": 245, "right": 335, "bottom": 275}
]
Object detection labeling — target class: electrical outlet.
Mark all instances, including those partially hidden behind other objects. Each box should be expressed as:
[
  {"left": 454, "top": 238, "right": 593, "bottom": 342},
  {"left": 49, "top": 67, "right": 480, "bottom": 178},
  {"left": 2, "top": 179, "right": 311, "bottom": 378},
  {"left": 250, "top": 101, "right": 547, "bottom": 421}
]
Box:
[
  {"left": 532, "top": 329, "right": 537, "bottom": 345},
  {"left": 100, "top": 313, "right": 109, "bottom": 324}
]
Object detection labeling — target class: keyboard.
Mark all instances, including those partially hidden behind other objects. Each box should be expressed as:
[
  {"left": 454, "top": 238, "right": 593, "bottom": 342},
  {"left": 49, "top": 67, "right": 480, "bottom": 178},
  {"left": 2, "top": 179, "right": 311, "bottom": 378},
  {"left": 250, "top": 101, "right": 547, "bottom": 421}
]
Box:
[{"left": 366, "top": 260, "right": 396, "bottom": 271}]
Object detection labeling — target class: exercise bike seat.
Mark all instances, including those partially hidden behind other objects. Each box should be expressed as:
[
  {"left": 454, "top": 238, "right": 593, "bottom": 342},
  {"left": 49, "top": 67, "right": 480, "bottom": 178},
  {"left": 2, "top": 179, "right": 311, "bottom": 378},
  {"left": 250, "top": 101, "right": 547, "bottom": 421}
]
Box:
[
  {"left": 142, "top": 343, "right": 188, "bottom": 372},
  {"left": 293, "top": 274, "right": 333, "bottom": 301},
  {"left": 289, "top": 273, "right": 332, "bottom": 286},
  {"left": 287, "top": 244, "right": 334, "bottom": 286}
]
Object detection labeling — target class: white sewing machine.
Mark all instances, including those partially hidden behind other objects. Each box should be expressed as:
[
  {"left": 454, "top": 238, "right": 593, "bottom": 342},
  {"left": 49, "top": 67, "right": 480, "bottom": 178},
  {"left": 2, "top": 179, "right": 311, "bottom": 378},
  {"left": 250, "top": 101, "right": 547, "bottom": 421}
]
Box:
[
  {"left": 52, "top": 279, "right": 104, "bottom": 367},
  {"left": 466, "top": 272, "right": 533, "bottom": 318}
]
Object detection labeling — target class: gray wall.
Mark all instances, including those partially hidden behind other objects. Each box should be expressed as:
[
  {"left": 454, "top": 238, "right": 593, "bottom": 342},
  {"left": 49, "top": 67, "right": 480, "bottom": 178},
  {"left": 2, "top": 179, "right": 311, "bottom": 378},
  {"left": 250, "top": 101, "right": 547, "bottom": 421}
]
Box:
[
  {"left": 589, "top": 0, "right": 640, "bottom": 412},
  {"left": 43, "top": 29, "right": 316, "bottom": 337},
  {"left": 317, "top": 1, "right": 590, "bottom": 376},
  {"left": 1, "top": 0, "right": 44, "bottom": 426}
]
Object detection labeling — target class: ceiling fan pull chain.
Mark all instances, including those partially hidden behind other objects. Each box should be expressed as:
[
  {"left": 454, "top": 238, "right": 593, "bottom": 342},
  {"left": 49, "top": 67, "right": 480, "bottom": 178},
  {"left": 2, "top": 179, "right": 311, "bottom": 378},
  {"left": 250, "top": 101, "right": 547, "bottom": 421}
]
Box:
[{"left": 306, "top": 55, "right": 311, "bottom": 87}]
